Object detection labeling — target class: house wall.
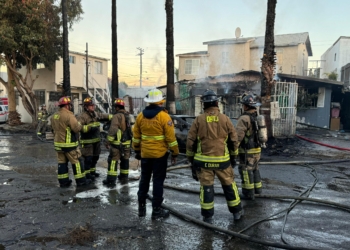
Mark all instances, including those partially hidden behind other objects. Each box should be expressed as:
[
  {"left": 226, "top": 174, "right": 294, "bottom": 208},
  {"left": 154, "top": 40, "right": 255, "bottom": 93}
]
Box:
[
  {"left": 178, "top": 55, "right": 209, "bottom": 81},
  {"left": 16, "top": 52, "right": 109, "bottom": 123},
  {"left": 296, "top": 87, "right": 332, "bottom": 128},
  {"left": 321, "top": 38, "right": 350, "bottom": 81},
  {"left": 207, "top": 43, "right": 250, "bottom": 76}
]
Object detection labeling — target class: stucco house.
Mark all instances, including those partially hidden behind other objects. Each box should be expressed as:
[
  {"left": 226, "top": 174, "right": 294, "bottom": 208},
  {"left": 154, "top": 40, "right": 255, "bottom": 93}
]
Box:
[{"left": 17, "top": 51, "right": 110, "bottom": 122}]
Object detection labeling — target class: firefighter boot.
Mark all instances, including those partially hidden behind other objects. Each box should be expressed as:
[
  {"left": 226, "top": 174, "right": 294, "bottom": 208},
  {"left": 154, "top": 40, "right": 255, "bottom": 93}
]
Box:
[
  {"left": 84, "top": 156, "right": 95, "bottom": 181},
  {"left": 151, "top": 207, "right": 170, "bottom": 220},
  {"left": 91, "top": 155, "right": 100, "bottom": 177},
  {"left": 103, "top": 159, "right": 117, "bottom": 186},
  {"left": 138, "top": 201, "right": 146, "bottom": 217},
  {"left": 233, "top": 209, "right": 244, "bottom": 221},
  {"left": 60, "top": 179, "right": 72, "bottom": 188},
  {"left": 254, "top": 169, "right": 262, "bottom": 194},
  {"left": 203, "top": 216, "right": 213, "bottom": 224}
]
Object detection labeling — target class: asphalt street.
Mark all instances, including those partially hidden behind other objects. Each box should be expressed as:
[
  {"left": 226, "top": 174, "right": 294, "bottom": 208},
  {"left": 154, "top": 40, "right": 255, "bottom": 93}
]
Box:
[{"left": 1, "top": 125, "right": 350, "bottom": 249}]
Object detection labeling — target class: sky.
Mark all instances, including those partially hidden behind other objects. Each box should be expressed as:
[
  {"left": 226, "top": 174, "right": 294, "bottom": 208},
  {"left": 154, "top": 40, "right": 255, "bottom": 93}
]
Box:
[{"left": 7, "top": 0, "right": 350, "bottom": 87}]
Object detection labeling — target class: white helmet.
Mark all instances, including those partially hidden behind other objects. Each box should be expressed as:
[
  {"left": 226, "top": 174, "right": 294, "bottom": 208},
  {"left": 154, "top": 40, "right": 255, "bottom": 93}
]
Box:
[{"left": 144, "top": 89, "right": 165, "bottom": 103}]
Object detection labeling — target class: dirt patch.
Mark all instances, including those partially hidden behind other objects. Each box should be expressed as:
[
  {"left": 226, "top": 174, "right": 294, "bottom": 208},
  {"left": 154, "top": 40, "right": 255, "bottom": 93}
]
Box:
[{"left": 62, "top": 223, "right": 97, "bottom": 246}]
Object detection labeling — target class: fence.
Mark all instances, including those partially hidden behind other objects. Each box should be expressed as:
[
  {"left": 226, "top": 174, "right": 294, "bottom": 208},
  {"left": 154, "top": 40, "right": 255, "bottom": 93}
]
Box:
[{"left": 270, "top": 81, "right": 298, "bottom": 137}]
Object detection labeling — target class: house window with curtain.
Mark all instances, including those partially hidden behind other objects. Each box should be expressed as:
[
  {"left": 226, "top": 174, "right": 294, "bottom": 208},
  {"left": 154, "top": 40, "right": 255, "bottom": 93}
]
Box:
[
  {"left": 95, "top": 61, "right": 102, "bottom": 74},
  {"left": 185, "top": 59, "right": 199, "bottom": 75}
]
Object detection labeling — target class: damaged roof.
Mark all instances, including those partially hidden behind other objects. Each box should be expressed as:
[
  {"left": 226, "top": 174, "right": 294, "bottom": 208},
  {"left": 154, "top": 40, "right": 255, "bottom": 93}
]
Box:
[{"left": 202, "top": 32, "right": 312, "bottom": 56}]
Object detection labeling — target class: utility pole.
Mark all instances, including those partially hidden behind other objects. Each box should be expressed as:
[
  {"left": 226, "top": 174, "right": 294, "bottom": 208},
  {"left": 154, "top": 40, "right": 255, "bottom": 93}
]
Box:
[
  {"left": 62, "top": 0, "right": 71, "bottom": 98},
  {"left": 85, "top": 43, "right": 89, "bottom": 94},
  {"left": 136, "top": 47, "right": 144, "bottom": 88}
]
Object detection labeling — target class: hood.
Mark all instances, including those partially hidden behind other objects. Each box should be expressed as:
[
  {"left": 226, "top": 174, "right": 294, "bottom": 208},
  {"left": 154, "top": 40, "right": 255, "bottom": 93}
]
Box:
[{"left": 143, "top": 105, "right": 164, "bottom": 119}]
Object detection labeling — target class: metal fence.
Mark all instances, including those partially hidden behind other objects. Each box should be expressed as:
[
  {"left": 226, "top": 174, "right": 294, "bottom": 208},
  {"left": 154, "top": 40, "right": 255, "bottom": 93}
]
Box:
[
  {"left": 175, "top": 96, "right": 196, "bottom": 116},
  {"left": 270, "top": 81, "right": 298, "bottom": 137}
]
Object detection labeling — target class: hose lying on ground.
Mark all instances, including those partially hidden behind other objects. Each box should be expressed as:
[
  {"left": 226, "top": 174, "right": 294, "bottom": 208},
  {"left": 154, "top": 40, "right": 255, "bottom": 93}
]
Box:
[
  {"left": 147, "top": 194, "right": 320, "bottom": 250},
  {"left": 296, "top": 134, "right": 350, "bottom": 152}
]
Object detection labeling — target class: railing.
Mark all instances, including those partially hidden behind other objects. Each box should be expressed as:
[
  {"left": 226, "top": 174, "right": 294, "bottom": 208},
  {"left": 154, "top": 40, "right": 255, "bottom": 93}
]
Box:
[{"left": 83, "top": 75, "right": 111, "bottom": 113}]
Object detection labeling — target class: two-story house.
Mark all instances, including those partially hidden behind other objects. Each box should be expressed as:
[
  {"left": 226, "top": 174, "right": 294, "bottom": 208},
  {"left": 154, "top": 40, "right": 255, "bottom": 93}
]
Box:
[
  {"left": 321, "top": 36, "right": 350, "bottom": 82},
  {"left": 177, "top": 32, "right": 312, "bottom": 82},
  {"left": 17, "top": 51, "right": 110, "bottom": 123}
]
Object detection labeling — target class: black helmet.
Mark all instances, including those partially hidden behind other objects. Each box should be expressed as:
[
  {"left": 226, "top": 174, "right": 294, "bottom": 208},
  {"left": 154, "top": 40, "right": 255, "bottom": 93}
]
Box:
[
  {"left": 201, "top": 89, "right": 218, "bottom": 103},
  {"left": 241, "top": 94, "right": 261, "bottom": 107}
]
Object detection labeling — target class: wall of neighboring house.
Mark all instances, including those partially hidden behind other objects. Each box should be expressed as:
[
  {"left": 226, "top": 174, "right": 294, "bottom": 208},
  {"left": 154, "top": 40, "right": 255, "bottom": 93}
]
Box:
[
  {"left": 320, "top": 38, "right": 350, "bottom": 81},
  {"left": 296, "top": 86, "right": 332, "bottom": 128},
  {"left": 178, "top": 54, "right": 209, "bottom": 81},
  {"left": 207, "top": 42, "right": 251, "bottom": 76}
]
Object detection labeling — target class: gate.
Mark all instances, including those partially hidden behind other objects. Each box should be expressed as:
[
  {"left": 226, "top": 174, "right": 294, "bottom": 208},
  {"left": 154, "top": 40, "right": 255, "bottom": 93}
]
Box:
[{"left": 270, "top": 81, "right": 298, "bottom": 137}]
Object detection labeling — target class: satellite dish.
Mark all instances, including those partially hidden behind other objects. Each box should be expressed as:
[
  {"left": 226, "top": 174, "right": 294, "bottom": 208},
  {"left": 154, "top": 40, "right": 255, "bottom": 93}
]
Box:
[{"left": 235, "top": 27, "right": 241, "bottom": 39}]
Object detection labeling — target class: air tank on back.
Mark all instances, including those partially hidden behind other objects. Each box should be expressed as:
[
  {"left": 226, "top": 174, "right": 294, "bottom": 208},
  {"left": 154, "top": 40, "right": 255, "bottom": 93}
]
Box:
[{"left": 257, "top": 115, "right": 268, "bottom": 148}]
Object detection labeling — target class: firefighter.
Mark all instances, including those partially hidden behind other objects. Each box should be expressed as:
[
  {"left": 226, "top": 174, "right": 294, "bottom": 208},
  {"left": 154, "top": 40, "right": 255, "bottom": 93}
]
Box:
[
  {"left": 236, "top": 94, "right": 262, "bottom": 200},
  {"left": 51, "top": 96, "right": 92, "bottom": 187},
  {"left": 103, "top": 98, "right": 132, "bottom": 185},
  {"left": 37, "top": 104, "right": 49, "bottom": 137},
  {"left": 186, "top": 89, "right": 242, "bottom": 224},
  {"left": 133, "top": 89, "right": 179, "bottom": 219},
  {"left": 77, "top": 97, "right": 113, "bottom": 180}
]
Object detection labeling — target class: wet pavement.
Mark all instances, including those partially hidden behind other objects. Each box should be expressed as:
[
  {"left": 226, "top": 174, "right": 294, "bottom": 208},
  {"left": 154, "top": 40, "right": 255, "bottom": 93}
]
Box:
[{"left": 1, "top": 124, "right": 350, "bottom": 249}]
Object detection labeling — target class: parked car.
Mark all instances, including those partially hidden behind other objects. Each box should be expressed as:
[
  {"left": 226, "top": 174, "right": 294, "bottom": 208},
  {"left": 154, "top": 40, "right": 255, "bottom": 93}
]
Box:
[{"left": 0, "top": 105, "right": 8, "bottom": 123}]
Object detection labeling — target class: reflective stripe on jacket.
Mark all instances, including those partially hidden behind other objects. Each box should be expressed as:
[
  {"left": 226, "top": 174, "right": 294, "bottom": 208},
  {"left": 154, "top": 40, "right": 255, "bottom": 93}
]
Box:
[
  {"left": 51, "top": 108, "right": 82, "bottom": 152},
  {"left": 132, "top": 108, "right": 179, "bottom": 158},
  {"left": 236, "top": 109, "right": 261, "bottom": 154},
  {"left": 107, "top": 110, "right": 131, "bottom": 148},
  {"left": 78, "top": 111, "right": 112, "bottom": 145},
  {"left": 186, "top": 107, "right": 238, "bottom": 169}
]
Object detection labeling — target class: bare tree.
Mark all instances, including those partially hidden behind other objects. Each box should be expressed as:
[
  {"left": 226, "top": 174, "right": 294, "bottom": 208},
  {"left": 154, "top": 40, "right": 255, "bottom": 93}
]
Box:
[
  {"left": 111, "top": 0, "right": 119, "bottom": 100},
  {"left": 165, "top": 0, "right": 175, "bottom": 114}
]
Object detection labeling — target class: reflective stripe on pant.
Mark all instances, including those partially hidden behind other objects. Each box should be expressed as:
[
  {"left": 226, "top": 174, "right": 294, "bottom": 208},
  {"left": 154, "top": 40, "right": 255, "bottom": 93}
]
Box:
[
  {"left": 200, "top": 185, "right": 214, "bottom": 218},
  {"left": 239, "top": 152, "right": 261, "bottom": 196},
  {"left": 58, "top": 163, "right": 69, "bottom": 185},
  {"left": 56, "top": 149, "right": 86, "bottom": 183},
  {"left": 222, "top": 183, "right": 242, "bottom": 214},
  {"left": 254, "top": 169, "right": 262, "bottom": 194},
  {"left": 137, "top": 152, "right": 168, "bottom": 207},
  {"left": 197, "top": 166, "right": 242, "bottom": 217},
  {"left": 106, "top": 159, "right": 118, "bottom": 182},
  {"left": 119, "top": 158, "right": 129, "bottom": 176},
  {"left": 72, "top": 157, "right": 87, "bottom": 184}
]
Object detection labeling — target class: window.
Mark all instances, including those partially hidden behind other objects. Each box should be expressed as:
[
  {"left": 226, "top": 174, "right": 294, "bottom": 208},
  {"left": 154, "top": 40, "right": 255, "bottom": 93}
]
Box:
[
  {"left": 35, "top": 90, "right": 45, "bottom": 106},
  {"left": 69, "top": 56, "right": 76, "bottom": 64},
  {"left": 49, "top": 91, "right": 61, "bottom": 101},
  {"left": 185, "top": 59, "right": 199, "bottom": 75},
  {"left": 95, "top": 61, "right": 102, "bottom": 74},
  {"left": 317, "top": 87, "right": 325, "bottom": 107},
  {"left": 222, "top": 52, "right": 229, "bottom": 64},
  {"left": 297, "top": 87, "right": 318, "bottom": 109}
]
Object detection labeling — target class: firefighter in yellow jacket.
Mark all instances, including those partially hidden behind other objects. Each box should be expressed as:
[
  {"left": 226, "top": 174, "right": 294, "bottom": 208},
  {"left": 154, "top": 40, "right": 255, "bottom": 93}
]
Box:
[
  {"left": 37, "top": 104, "right": 49, "bottom": 137},
  {"left": 103, "top": 98, "right": 132, "bottom": 186},
  {"left": 51, "top": 97, "right": 92, "bottom": 187},
  {"left": 77, "top": 97, "right": 113, "bottom": 181},
  {"left": 236, "top": 94, "right": 262, "bottom": 200},
  {"left": 186, "top": 89, "right": 242, "bottom": 224},
  {"left": 133, "top": 89, "right": 179, "bottom": 219}
]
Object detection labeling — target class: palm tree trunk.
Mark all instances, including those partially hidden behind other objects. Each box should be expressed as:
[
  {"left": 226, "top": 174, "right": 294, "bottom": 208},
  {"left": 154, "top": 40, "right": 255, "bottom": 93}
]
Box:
[
  {"left": 111, "top": 0, "right": 119, "bottom": 100},
  {"left": 62, "top": 0, "right": 71, "bottom": 99},
  {"left": 260, "top": 0, "right": 277, "bottom": 138},
  {"left": 165, "top": 0, "right": 175, "bottom": 114}
]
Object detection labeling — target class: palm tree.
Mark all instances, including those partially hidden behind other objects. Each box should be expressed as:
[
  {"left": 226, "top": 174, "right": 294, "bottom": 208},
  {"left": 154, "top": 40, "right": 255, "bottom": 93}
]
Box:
[
  {"left": 62, "top": 0, "right": 71, "bottom": 99},
  {"left": 111, "top": 0, "right": 119, "bottom": 100},
  {"left": 165, "top": 0, "right": 175, "bottom": 114},
  {"left": 260, "top": 0, "right": 277, "bottom": 137}
]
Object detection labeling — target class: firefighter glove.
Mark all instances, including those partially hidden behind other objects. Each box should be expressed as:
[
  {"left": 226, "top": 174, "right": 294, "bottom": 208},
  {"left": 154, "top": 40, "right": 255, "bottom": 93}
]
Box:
[
  {"left": 190, "top": 164, "right": 198, "bottom": 181},
  {"left": 230, "top": 156, "right": 238, "bottom": 168},
  {"left": 135, "top": 151, "right": 141, "bottom": 160}
]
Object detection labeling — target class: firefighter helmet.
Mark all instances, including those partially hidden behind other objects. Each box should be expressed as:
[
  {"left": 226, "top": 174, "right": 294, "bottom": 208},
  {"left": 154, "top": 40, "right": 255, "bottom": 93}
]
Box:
[
  {"left": 114, "top": 98, "right": 125, "bottom": 107},
  {"left": 201, "top": 89, "right": 218, "bottom": 103},
  {"left": 58, "top": 96, "right": 71, "bottom": 106},
  {"left": 240, "top": 94, "right": 261, "bottom": 107},
  {"left": 144, "top": 89, "right": 165, "bottom": 103},
  {"left": 41, "top": 104, "right": 46, "bottom": 108},
  {"left": 83, "top": 97, "right": 95, "bottom": 106}
]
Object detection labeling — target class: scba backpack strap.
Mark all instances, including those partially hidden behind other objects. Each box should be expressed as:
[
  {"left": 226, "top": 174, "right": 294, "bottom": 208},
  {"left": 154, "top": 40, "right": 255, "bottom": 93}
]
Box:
[{"left": 118, "top": 111, "right": 133, "bottom": 142}]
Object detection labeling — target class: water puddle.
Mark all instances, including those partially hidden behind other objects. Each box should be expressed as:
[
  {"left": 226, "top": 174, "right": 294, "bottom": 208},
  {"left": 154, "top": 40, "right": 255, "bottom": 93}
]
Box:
[
  {"left": 0, "top": 164, "right": 12, "bottom": 171},
  {"left": 1, "top": 178, "right": 14, "bottom": 185}
]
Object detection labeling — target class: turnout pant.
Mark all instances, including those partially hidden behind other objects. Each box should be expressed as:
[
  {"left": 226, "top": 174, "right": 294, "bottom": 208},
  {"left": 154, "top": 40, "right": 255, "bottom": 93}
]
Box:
[
  {"left": 56, "top": 148, "right": 87, "bottom": 185},
  {"left": 197, "top": 165, "right": 242, "bottom": 218},
  {"left": 81, "top": 142, "right": 101, "bottom": 177},
  {"left": 106, "top": 146, "right": 131, "bottom": 182},
  {"left": 137, "top": 152, "right": 168, "bottom": 208},
  {"left": 119, "top": 148, "right": 131, "bottom": 179},
  {"left": 238, "top": 152, "right": 262, "bottom": 197}
]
